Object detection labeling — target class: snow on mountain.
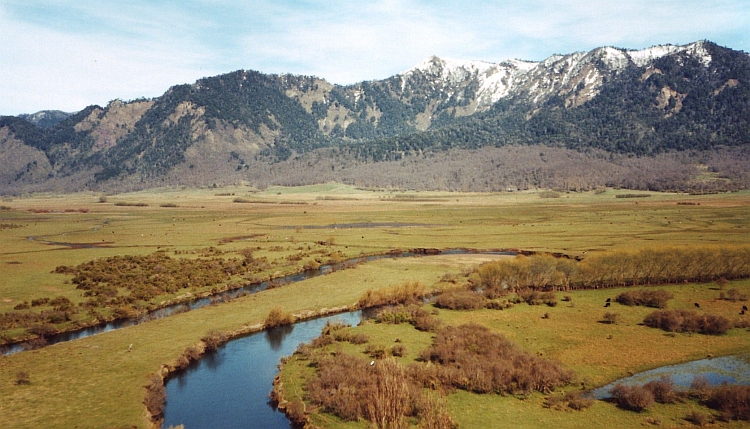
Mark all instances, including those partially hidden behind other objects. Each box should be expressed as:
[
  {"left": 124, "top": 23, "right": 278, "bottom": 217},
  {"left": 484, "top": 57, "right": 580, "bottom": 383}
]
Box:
[{"left": 396, "top": 41, "right": 714, "bottom": 114}]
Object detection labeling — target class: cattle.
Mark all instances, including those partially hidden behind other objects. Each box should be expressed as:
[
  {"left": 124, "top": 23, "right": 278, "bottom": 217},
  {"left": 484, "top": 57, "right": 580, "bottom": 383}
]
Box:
[
  {"left": 604, "top": 302, "right": 611, "bottom": 308},
  {"left": 694, "top": 303, "right": 700, "bottom": 308}
]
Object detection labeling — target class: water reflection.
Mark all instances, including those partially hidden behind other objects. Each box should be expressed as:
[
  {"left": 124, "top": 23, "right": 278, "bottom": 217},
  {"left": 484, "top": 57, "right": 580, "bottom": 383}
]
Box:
[
  {"left": 163, "top": 311, "right": 363, "bottom": 429},
  {"left": 265, "top": 325, "right": 295, "bottom": 351}
]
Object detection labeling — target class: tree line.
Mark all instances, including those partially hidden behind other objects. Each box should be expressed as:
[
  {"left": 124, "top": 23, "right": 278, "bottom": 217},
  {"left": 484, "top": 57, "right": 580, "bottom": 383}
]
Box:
[{"left": 473, "top": 246, "right": 750, "bottom": 293}]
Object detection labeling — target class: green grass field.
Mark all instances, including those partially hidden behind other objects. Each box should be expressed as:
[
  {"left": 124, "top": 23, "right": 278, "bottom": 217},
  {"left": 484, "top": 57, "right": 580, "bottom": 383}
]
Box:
[{"left": 1, "top": 186, "right": 749, "bottom": 428}]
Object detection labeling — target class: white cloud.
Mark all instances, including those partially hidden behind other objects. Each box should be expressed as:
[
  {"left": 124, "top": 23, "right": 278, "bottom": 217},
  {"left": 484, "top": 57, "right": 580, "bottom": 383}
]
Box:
[{"left": 0, "top": 0, "right": 747, "bottom": 115}]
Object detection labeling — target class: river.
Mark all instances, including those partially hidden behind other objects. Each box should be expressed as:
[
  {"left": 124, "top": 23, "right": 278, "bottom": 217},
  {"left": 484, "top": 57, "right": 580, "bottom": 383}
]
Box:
[{"left": 162, "top": 311, "right": 364, "bottom": 429}]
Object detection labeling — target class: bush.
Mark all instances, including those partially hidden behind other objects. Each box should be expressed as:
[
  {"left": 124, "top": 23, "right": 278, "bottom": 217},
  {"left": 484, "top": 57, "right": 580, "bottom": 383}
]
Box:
[
  {"left": 30, "top": 298, "right": 50, "bottom": 307},
  {"left": 434, "top": 290, "right": 485, "bottom": 310},
  {"left": 602, "top": 312, "right": 620, "bottom": 324},
  {"left": 706, "top": 385, "right": 750, "bottom": 421},
  {"left": 686, "top": 410, "right": 708, "bottom": 426},
  {"left": 307, "top": 354, "right": 413, "bottom": 426},
  {"left": 418, "top": 390, "right": 457, "bottom": 429},
  {"left": 643, "top": 375, "right": 676, "bottom": 404},
  {"left": 285, "top": 399, "right": 307, "bottom": 426},
  {"left": 546, "top": 391, "right": 593, "bottom": 411},
  {"left": 365, "top": 343, "right": 388, "bottom": 359},
  {"left": 357, "top": 282, "right": 426, "bottom": 308},
  {"left": 519, "top": 290, "right": 557, "bottom": 306},
  {"left": 201, "top": 329, "right": 227, "bottom": 351},
  {"left": 565, "top": 391, "right": 594, "bottom": 410},
  {"left": 616, "top": 289, "right": 673, "bottom": 308},
  {"left": 643, "top": 310, "right": 732, "bottom": 335},
  {"left": 391, "top": 344, "right": 406, "bottom": 357},
  {"left": 609, "top": 384, "right": 654, "bottom": 412},
  {"left": 265, "top": 306, "right": 294, "bottom": 328},
  {"left": 374, "top": 305, "right": 441, "bottom": 332},
  {"left": 15, "top": 371, "right": 30, "bottom": 385},
  {"left": 418, "top": 324, "right": 574, "bottom": 395}
]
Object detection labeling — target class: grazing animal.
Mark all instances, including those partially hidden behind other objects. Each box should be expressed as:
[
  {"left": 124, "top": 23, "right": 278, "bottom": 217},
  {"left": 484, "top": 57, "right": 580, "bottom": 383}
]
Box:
[
  {"left": 741, "top": 310, "right": 746, "bottom": 316},
  {"left": 604, "top": 302, "right": 611, "bottom": 308},
  {"left": 694, "top": 303, "right": 700, "bottom": 308},
  {"left": 605, "top": 298, "right": 611, "bottom": 303},
  {"left": 128, "top": 344, "right": 133, "bottom": 352},
  {"left": 743, "top": 305, "right": 748, "bottom": 311}
]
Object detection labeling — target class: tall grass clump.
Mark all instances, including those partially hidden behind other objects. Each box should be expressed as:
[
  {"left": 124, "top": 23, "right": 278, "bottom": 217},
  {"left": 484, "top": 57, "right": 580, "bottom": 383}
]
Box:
[
  {"left": 357, "top": 281, "right": 426, "bottom": 308},
  {"left": 265, "top": 306, "right": 294, "bottom": 328}
]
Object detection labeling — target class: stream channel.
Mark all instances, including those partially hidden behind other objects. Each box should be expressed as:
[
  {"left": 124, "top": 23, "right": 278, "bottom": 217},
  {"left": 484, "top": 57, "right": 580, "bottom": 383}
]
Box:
[
  {"left": 162, "top": 311, "right": 365, "bottom": 429},
  {"left": 2, "top": 249, "right": 513, "bottom": 356}
]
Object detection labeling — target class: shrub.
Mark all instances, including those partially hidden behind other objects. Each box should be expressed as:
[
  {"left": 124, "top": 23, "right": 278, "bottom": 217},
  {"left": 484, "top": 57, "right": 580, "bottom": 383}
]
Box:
[
  {"left": 365, "top": 358, "right": 411, "bottom": 429},
  {"left": 418, "top": 390, "right": 457, "bottom": 429},
  {"left": 285, "top": 399, "right": 307, "bottom": 426},
  {"left": 602, "top": 312, "right": 620, "bottom": 324},
  {"left": 391, "top": 344, "right": 406, "bottom": 357},
  {"left": 546, "top": 391, "right": 593, "bottom": 411},
  {"left": 609, "top": 384, "right": 654, "bottom": 412},
  {"left": 357, "top": 282, "right": 426, "bottom": 308},
  {"left": 375, "top": 305, "right": 441, "bottom": 332},
  {"left": 643, "top": 310, "right": 732, "bottom": 335},
  {"left": 15, "top": 371, "right": 30, "bottom": 385},
  {"left": 706, "top": 385, "right": 750, "bottom": 421},
  {"left": 49, "top": 296, "right": 74, "bottom": 311},
  {"left": 201, "top": 329, "right": 227, "bottom": 351},
  {"left": 418, "top": 324, "right": 574, "bottom": 395},
  {"left": 539, "top": 190, "right": 561, "bottom": 198},
  {"left": 519, "top": 290, "right": 557, "bottom": 306},
  {"left": 306, "top": 354, "right": 414, "bottom": 426},
  {"left": 686, "top": 410, "right": 708, "bottom": 426},
  {"left": 13, "top": 301, "right": 29, "bottom": 310},
  {"left": 643, "top": 375, "right": 676, "bottom": 404},
  {"left": 265, "top": 306, "right": 294, "bottom": 328},
  {"left": 434, "top": 290, "right": 485, "bottom": 310},
  {"left": 616, "top": 289, "right": 673, "bottom": 308},
  {"left": 365, "top": 343, "right": 388, "bottom": 359},
  {"left": 565, "top": 391, "right": 594, "bottom": 410},
  {"left": 689, "top": 375, "right": 712, "bottom": 401},
  {"left": 30, "top": 298, "right": 50, "bottom": 307}
]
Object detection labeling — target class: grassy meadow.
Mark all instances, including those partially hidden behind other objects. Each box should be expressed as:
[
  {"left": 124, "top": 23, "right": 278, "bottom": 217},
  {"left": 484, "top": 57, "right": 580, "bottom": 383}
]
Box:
[{"left": 0, "top": 185, "right": 749, "bottom": 428}]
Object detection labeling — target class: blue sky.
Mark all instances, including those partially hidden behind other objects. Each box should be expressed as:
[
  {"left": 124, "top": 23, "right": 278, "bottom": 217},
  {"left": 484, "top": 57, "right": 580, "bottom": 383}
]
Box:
[{"left": 1, "top": 0, "right": 748, "bottom": 115}]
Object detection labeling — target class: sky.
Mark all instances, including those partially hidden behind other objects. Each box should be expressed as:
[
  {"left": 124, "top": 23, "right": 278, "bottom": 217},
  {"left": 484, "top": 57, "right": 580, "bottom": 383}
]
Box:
[{"left": 1, "top": 0, "right": 748, "bottom": 116}]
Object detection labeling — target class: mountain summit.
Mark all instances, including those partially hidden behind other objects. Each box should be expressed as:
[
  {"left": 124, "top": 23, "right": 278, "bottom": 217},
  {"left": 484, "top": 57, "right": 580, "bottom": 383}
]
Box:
[{"left": 1, "top": 40, "right": 748, "bottom": 194}]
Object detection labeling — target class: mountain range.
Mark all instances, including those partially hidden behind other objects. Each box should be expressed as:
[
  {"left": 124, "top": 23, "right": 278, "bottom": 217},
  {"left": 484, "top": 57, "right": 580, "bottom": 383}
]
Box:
[{"left": 1, "top": 40, "right": 748, "bottom": 194}]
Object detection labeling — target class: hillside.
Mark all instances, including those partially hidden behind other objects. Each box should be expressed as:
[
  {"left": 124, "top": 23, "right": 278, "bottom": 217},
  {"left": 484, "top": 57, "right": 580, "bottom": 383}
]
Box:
[{"left": 1, "top": 40, "right": 748, "bottom": 194}]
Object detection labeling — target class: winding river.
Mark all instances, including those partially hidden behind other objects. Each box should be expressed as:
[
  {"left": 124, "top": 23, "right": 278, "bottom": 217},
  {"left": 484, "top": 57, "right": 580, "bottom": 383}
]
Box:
[{"left": 162, "top": 311, "right": 364, "bottom": 429}]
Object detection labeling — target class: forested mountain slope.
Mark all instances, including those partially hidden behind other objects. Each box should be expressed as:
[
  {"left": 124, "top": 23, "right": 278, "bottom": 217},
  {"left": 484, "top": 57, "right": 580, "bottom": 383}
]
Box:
[{"left": 1, "top": 40, "right": 748, "bottom": 194}]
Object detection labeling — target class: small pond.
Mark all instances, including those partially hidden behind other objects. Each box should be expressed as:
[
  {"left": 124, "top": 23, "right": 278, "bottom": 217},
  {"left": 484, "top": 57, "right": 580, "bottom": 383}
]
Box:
[
  {"left": 589, "top": 354, "right": 750, "bottom": 399},
  {"left": 162, "top": 311, "right": 364, "bottom": 429}
]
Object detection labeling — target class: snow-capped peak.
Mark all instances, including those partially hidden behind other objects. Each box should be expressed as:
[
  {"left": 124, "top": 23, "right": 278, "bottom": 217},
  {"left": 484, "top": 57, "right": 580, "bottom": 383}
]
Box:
[
  {"left": 404, "top": 55, "right": 497, "bottom": 82},
  {"left": 627, "top": 41, "right": 712, "bottom": 67}
]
